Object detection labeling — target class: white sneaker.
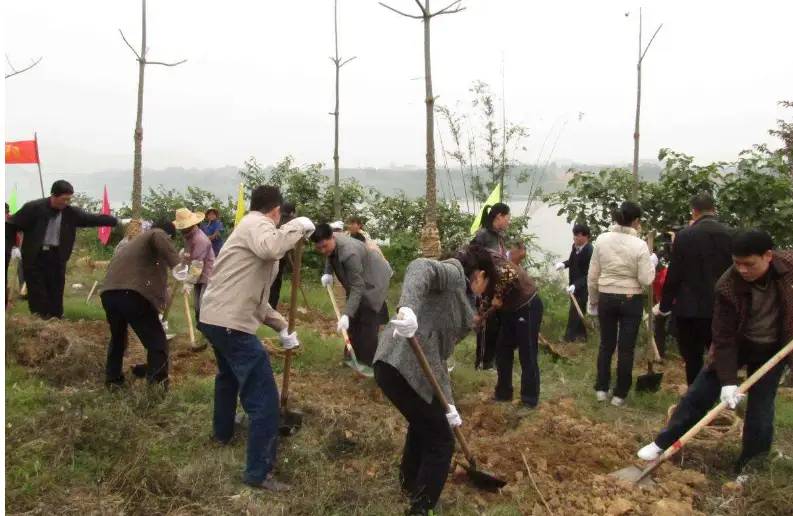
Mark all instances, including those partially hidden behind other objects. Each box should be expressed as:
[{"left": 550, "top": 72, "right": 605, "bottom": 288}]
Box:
[
  {"left": 611, "top": 396, "right": 625, "bottom": 407},
  {"left": 596, "top": 391, "right": 609, "bottom": 402},
  {"left": 637, "top": 442, "right": 663, "bottom": 461},
  {"left": 736, "top": 474, "right": 750, "bottom": 485}
]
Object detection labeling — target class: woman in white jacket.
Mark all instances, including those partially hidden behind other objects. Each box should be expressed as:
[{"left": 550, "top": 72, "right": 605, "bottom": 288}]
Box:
[{"left": 587, "top": 202, "right": 657, "bottom": 406}]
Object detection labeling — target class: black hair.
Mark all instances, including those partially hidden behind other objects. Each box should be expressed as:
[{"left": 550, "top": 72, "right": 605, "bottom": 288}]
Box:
[
  {"left": 732, "top": 230, "right": 774, "bottom": 257},
  {"left": 205, "top": 208, "right": 219, "bottom": 217},
  {"left": 480, "top": 202, "right": 510, "bottom": 231},
  {"left": 454, "top": 244, "right": 497, "bottom": 297},
  {"left": 572, "top": 223, "right": 591, "bottom": 237},
  {"left": 50, "top": 180, "right": 74, "bottom": 197},
  {"left": 152, "top": 220, "right": 176, "bottom": 238},
  {"left": 613, "top": 201, "right": 642, "bottom": 227},
  {"left": 281, "top": 201, "right": 296, "bottom": 216},
  {"left": 347, "top": 215, "right": 364, "bottom": 225},
  {"left": 690, "top": 192, "right": 715, "bottom": 213},
  {"left": 309, "top": 223, "right": 334, "bottom": 243},
  {"left": 350, "top": 232, "right": 366, "bottom": 242},
  {"left": 250, "top": 185, "right": 283, "bottom": 213}
]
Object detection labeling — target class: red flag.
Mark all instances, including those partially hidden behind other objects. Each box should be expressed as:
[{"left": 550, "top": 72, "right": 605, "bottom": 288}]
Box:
[
  {"left": 5, "top": 140, "right": 39, "bottom": 164},
  {"left": 98, "top": 185, "right": 111, "bottom": 245}
]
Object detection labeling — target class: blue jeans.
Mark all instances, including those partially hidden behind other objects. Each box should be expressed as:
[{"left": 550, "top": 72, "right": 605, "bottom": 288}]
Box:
[{"left": 199, "top": 322, "right": 280, "bottom": 484}]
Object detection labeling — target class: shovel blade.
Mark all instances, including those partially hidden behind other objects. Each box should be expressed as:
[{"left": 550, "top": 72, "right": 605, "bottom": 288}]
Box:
[
  {"left": 609, "top": 465, "right": 656, "bottom": 488},
  {"left": 279, "top": 409, "right": 303, "bottom": 437},
  {"left": 462, "top": 463, "right": 507, "bottom": 492},
  {"left": 636, "top": 373, "right": 663, "bottom": 393}
]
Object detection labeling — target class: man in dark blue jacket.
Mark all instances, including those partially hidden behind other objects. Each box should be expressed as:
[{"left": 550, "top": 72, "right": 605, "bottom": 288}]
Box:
[
  {"left": 6, "top": 180, "right": 117, "bottom": 318},
  {"left": 555, "top": 224, "right": 593, "bottom": 342}
]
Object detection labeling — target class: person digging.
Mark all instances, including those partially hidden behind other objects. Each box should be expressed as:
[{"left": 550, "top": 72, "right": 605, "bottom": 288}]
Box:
[
  {"left": 173, "top": 207, "right": 215, "bottom": 351},
  {"left": 373, "top": 245, "right": 496, "bottom": 516},
  {"left": 637, "top": 230, "right": 793, "bottom": 476},
  {"left": 554, "top": 223, "right": 593, "bottom": 343},
  {"left": 198, "top": 185, "right": 315, "bottom": 491},
  {"left": 311, "top": 223, "right": 393, "bottom": 368},
  {"left": 100, "top": 220, "right": 188, "bottom": 389}
]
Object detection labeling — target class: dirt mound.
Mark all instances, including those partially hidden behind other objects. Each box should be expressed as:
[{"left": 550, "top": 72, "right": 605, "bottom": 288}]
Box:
[
  {"left": 6, "top": 315, "right": 218, "bottom": 386},
  {"left": 442, "top": 397, "right": 709, "bottom": 515}
]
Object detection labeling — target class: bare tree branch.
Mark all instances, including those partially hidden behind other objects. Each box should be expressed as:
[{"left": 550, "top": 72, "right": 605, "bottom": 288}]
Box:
[
  {"left": 413, "top": 0, "right": 428, "bottom": 16},
  {"left": 430, "top": 0, "right": 465, "bottom": 17},
  {"left": 379, "top": 2, "right": 423, "bottom": 19},
  {"left": 145, "top": 59, "right": 187, "bottom": 67},
  {"left": 340, "top": 56, "right": 357, "bottom": 68},
  {"left": 118, "top": 29, "right": 142, "bottom": 61},
  {"left": 4, "top": 55, "right": 43, "bottom": 79},
  {"left": 640, "top": 23, "right": 663, "bottom": 62},
  {"left": 330, "top": 56, "right": 338, "bottom": 64}
]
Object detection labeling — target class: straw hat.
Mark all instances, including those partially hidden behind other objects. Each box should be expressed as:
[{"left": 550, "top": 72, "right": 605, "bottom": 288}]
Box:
[{"left": 173, "top": 208, "right": 205, "bottom": 230}]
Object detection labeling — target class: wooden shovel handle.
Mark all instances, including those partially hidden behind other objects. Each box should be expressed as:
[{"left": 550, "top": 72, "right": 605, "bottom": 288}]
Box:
[
  {"left": 407, "top": 336, "right": 477, "bottom": 467},
  {"left": 568, "top": 291, "right": 593, "bottom": 331},
  {"left": 326, "top": 284, "right": 356, "bottom": 355},
  {"left": 281, "top": 240, "right": 303, "bottom": 410},
  {"left": 638, "top": 336, "right": 793, "bottom": 482},
  {"left": 162, "top": 282, "right": 178, "bottom": 320},
  {"left": 183, "top": 289, "right": 196, "bottom": 346}
]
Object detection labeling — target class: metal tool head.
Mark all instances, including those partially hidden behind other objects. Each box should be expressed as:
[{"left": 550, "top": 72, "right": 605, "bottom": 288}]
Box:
[
  {"left": 609, "top": 465, "right": 656, "bottom": 488},
  {"left": 636, "top": 372, "right": 663, "bottom": 392},
  {"left": 461, "top": 462, "right": 508, "bottom": 492},
  {"left": 279, "top": 409, "right": 304, "bottom": 437}
]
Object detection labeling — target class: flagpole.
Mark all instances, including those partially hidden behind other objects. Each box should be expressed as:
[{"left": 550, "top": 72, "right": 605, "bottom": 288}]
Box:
[{"left": 34, "top": 132, "right": 45, "bottom": 197}]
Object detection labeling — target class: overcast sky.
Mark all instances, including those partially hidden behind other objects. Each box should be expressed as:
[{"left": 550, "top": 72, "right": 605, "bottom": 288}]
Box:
[{"left": 4, "top": 0, "right": 792, "bottom": 186}]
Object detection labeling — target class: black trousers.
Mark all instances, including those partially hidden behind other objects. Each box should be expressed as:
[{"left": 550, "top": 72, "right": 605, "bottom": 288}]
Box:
[
  {"left": 563, "top": 290, "right": 588, "bottom": 342},
  {"left": 101, "top": 290, "right": 169, "bottom": 385},
  {"left": 494, "top": 296, "right": 543, "bottom": 406},
  {"left": 348, "top": 303, "right": 388, "bottom": 367},
  {"left": 655, "top": 361, "right": 787, "bottom": 473},
  {"left": 193, "top": 283, "right": 205, "bottom": 323},
  {"left": 475, "top": 312, "right": 500, "bottom": 370},
  {"left": 24, "top": 249, "right": 66, "bottom": 318},
  {"left": 374, "top": 362, "right": 454, "bottom": 515},
  {"left": 675, "top": 317, "right": 712, "bottom": 386},
  {"left": 268, "top": 261, "right": 285, "bottom": 309},
  {"left": 654, "top": 314, "right": 668, "bottom": 359},
  {"left": 595, "top": 293, "right": 644, "bottom": 399}
]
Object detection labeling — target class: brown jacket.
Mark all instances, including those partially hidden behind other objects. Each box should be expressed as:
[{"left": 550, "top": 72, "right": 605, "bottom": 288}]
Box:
[
  {"left": 709, "top": 250, "right": 793, "bottom": 385},
  {"left": 101, "top": 229, "right": 180, "bottom": 312},
  {"left": 481, "top": 256, "right": 538, "bottom": 319}
]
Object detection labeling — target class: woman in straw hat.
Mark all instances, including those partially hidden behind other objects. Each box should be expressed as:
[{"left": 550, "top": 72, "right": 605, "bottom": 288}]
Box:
[{"left": 173, "top": 208, "right": 215, "bottom": 346}]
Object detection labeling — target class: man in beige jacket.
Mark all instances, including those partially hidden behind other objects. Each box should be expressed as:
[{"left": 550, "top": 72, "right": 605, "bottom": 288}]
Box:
[{"left": 198, "top": 185, "right": 314, "bottom": 492}]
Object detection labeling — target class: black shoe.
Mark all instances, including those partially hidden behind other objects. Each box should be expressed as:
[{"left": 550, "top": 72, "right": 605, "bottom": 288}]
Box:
[
  {"left": 492, "top": 395, "right": 512, "bottom": 402},
  {"left": 104, "top": 377, "right": 126, "bottom": 390},
  {"left": 130, "top": 364, "right": 147, "bottom": 378}
]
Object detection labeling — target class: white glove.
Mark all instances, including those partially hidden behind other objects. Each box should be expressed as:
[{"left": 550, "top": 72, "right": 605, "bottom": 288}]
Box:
[
  {"left": 652, "top": 303, "right": 671, "bottom": 317},
  {"left": 321, "top": 274, "right": 334, "bottom": 288},
  {"left": 720, "top": 385, "right": 745, "bottom": 410},
  {"left": 649, "top": 253, "right": 659, "bottom": 269},
  {"left": 159, "top": 314, "right": 169, "bottom": 332},
  {"left": 11, "top": 247, "right": 21, "bottom": 260},
  {"left": 446, "top": 404, "right": 462, "bottom": 428},
  {"left": 337, "top": 314, "right": 350, "bottom": 333},
  {"left": 172, "top": 264, "right": 189, "bottom": 282},
  {"left": 391, "top": 307, "right": 419, "bottom": 338},
  {"left": 279, "top": 328, "right": 300, "bottom": 350},
  {"left": 292, "top": 216, "right": 315, "bottom": 237},
  {"left": 554, "top": 261, "right": 565, "bottom": 271},
  {"left": 567, "top": 285, "right": 576, "bottom": 295},
  {"left": 587, "top": 303, "right": 598, "bottom": 316}
]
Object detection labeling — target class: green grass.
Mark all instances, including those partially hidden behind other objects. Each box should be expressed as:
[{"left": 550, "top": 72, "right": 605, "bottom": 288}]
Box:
[{"left": 5, "top": 263, "right": 793, "bottom": 514}]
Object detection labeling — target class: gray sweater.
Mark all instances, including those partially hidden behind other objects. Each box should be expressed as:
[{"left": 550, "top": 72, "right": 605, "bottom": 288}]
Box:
[{"left": 374, "top": 258, "right": 474, "bottom": 404}]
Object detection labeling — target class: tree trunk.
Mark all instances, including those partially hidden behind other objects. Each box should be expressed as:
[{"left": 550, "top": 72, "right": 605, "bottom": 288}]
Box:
[
  {"left": 420, "top": 3, "right": 441, "bottom": 258},
  {"left": 332, "top": 0, "right": 341, "bottom": 220},
  {"left": 131, "top": 0, "right": 147, "bottom": 220}
]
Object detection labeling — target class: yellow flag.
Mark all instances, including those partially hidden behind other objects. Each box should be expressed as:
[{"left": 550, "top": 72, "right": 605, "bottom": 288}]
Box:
[
  {"left": 234, "top": 183, "right": 245, "bottom": 226},
  {"left": 470, "top": 183, "right": 502, "bottom": 235}
]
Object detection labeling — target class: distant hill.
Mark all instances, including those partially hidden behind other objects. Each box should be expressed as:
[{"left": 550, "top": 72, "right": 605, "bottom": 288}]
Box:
[{"left": 5, "top": 161, "right": 663, "bottom": 206}]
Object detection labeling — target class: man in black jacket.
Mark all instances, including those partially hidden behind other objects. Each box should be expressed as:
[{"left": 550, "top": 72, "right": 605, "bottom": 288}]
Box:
[
  {"left": 555, "top": 224, "right": 593, "bottom": 342},
  {"left": 655, "top": 193, "right": 733, "bottom": 385},
  {"left": 6, "top": 180, "right": 117, "bottom": 319}
]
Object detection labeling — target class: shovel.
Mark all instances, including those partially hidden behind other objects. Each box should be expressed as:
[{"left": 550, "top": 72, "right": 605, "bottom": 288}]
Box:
[
  {"left": 568, "top": 290, "right": 594, "bottom": 332},
  {"left": 637, "top": 233, "right": 663, "bottom": 392},
  {"left": 407, "top": 335, "right": 507, "bottom": 492},
  {"left": 612, "top": 337, "right": 793, "bottom": 486},
  {"left": 636, "top": 317, "right": 663, "bottom": 392},
  {"left": 279, "top": 240, "right": 305, "bottom": 436},
  {"left": 326, "top": 284, "right": 373, "bottom": 378}
]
